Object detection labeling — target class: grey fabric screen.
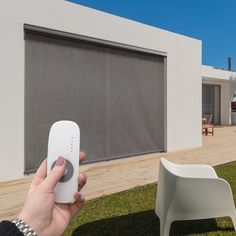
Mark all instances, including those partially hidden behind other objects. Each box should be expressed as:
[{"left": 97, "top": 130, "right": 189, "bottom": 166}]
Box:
[{"left": 25, "top": 31, "right": 164, "bottom": 173}]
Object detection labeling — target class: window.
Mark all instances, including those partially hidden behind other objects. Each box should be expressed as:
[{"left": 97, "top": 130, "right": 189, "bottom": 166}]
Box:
[{"left": 24, "top": 30, "right": 165, "bottom": 173}]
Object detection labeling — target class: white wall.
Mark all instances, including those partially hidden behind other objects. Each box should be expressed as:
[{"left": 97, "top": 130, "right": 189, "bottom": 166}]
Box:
[
  {"left": 0, "top": 0, "right": 202, "bottom": 181},
  {"left": 202, "top": 65, "right": 236, "bottom": 81}
]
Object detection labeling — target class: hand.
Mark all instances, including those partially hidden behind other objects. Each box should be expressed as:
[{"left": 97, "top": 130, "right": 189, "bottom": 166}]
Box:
[{"left": 18, "top": 151, "right": 87, "bottom": 236}]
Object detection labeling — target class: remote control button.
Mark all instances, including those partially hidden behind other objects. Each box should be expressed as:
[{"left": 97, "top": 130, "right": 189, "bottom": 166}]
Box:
[{"left": 51, "top": 159, "right": 74, "bottom": 183}]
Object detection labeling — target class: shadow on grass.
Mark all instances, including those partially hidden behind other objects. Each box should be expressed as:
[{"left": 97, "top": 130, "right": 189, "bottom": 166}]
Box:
[{"left": 72, "top": 210, "right": 233, "bottom": 236}]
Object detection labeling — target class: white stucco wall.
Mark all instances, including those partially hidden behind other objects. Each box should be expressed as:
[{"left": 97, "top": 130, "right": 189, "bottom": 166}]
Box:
[
  {"left": 202, "top": 65, "right": 236, "bottom": 81},
  {"left": 202, "top": 65, "right": 236, "bottom": 125},
  {"left": 0, "top": 0, "right": 202, "bottom": 181}
]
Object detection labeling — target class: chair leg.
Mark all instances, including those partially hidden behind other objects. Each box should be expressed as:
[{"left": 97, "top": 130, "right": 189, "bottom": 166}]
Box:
[
  {"left": 202, "top": 128, "right": 207, "bottom": 135},
  {"left": 160, "top": 220, "right": 172, "bottom": 236},
  {"left": 230, "top": 212, "right": 236, "bottom": 231}
]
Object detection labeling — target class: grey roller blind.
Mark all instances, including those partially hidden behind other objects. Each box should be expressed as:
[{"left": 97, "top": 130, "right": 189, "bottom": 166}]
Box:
[
  {"left": 25, "top": 32, "right": 164, "bottom": 173},
  {"left": 109, "top": 49, "right": 164, "bottom": 159}
]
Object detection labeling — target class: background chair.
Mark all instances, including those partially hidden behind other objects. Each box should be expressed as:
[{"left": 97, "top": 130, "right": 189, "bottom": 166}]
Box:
[
  {"left": 155, "top": 158, "right": 236, "bottom": 236},
  {"left": 202, "top": 114, "right": 214, "bottom": 136}
]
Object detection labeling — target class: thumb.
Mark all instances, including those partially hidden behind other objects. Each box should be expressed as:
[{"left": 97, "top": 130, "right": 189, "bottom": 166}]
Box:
[{"left": 41, "top": 156, "right": 66, "bottom": 192}]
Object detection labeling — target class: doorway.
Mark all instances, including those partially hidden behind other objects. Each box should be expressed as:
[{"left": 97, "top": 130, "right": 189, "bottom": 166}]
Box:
[{"left": 202, "top": 84, "right": 220, "bottom": 125}]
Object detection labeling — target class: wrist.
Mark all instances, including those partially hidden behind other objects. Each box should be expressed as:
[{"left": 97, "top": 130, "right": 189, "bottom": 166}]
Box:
[
  {"left": 12, "top": 218, "right": 38, "bottom": 236},
  {"left": 18, "top": 211, "right": 42, "bottom": 236}
]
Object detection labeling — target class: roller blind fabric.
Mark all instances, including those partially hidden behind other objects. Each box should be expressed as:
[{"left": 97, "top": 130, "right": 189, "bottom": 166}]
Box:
[{"left": 25, "top": 32, "right": 164, "bottom": 173}]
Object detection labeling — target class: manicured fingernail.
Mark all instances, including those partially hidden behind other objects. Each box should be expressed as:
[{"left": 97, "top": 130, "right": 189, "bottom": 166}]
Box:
[{"left": 56, "top": 156, "right": 65, "bottom": 166}]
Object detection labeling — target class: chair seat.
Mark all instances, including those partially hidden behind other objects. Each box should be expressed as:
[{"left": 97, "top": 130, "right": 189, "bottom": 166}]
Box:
[{"left": 202, "top": 124, "right": 214, "bottom": 128}]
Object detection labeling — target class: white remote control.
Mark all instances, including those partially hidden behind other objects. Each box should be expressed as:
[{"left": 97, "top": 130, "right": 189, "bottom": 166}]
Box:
[{"left": 47, "top": 120, "right": 80, "bottom": 203}]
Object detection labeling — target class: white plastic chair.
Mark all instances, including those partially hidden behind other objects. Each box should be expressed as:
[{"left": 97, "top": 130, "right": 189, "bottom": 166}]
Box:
[{"left": 155, "top": 158, "right": 236, "bottom": 236}]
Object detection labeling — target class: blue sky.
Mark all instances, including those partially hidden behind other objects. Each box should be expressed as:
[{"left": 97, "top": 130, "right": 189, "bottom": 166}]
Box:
[{"left": 68, "top": 0, "right": 236, "bottom": 70}]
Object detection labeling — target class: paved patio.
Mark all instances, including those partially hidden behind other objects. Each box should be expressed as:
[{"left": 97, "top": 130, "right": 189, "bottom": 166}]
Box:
[{"left": 1, "top": 126, "right": 236, "bottom": 220}]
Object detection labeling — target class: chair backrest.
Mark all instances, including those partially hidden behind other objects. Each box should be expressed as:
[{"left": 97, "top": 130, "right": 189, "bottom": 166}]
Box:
[
  {"left": 202, "top": 114, "right": 213, "bottom": 125},
  {"left": 156, "top": 158, "right": 178, "bottom": 218}
]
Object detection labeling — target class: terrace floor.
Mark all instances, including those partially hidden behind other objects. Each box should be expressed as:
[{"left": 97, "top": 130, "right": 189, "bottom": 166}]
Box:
[{"left": 1, "top": 126, "right": 236, "bottom": 221}]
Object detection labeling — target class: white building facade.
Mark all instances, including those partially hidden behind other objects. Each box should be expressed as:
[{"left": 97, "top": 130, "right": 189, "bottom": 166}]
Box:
[
  {"left": 202, "top": 65, "right": 236, "bottom": 126},
  {"left": 1, "top": 0, "right": 202, "bottom": 181}
]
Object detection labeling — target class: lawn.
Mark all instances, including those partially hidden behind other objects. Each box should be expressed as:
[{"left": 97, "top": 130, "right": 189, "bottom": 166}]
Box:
[{"left": 64, "top": 161, "right": 236, "bottom": 236}]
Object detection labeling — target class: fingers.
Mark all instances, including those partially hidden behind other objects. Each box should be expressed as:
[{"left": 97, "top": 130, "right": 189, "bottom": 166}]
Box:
[
  {"left": 41, "top": 156, "right": 66, "bottom": 192},
  {"left": 37, "top": 150, "right": 86, "bottom": 192},
  {"left": 69, "top": 172, "right": 87, "bottom": 218},
  {"left": 79, "top": 150, "right": 86, "bottom": 164},
  {"left": 78, "top": 173, "right": 87, "bottom": 192},
  {"left": 69, "top": 192, "right": 85, "bottom": 217},
  {"left": 31, "top": 159, "right": 47, "bottom": 186}
]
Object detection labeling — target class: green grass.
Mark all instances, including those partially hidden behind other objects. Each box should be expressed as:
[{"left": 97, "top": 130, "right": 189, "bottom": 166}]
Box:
[{"left": 64, "top": 161, "right": 236, "bottom": 236}]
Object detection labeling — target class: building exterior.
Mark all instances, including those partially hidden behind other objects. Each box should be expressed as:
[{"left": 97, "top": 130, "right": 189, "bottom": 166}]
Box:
[
  {"left": 0, "top": 0, "right": 209, "bottom": 181},
  {"left": 202, "top": 65, "right": 236, "bottom": 126}
]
